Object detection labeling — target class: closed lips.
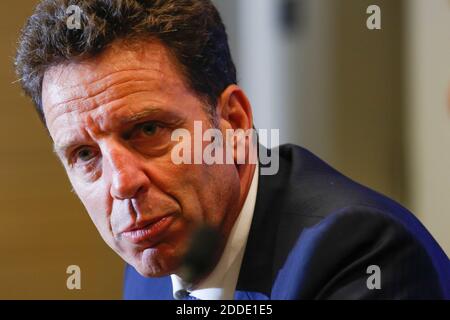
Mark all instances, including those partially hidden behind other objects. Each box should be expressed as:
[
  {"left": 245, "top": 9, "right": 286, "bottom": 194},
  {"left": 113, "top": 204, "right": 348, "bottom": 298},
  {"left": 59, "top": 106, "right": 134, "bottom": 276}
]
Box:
[{"left": 121, "top": 214, "right": 175, "bottom": 244}]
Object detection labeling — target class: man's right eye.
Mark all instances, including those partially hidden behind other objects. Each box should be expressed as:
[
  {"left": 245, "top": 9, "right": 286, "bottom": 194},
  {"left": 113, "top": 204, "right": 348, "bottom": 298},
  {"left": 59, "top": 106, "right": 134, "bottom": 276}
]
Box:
[{"left": 74, "top": 147, "right": 97, "bottom": 163}]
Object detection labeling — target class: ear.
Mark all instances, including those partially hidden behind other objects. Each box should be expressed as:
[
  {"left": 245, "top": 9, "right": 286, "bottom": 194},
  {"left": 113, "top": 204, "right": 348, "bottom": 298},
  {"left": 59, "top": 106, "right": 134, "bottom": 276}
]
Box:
[
  {"left": 216, "top": 85, "right": 256, "bottom": 165},
  {"left": 216, "top": 84, "right": 253, "bottom": 132}
]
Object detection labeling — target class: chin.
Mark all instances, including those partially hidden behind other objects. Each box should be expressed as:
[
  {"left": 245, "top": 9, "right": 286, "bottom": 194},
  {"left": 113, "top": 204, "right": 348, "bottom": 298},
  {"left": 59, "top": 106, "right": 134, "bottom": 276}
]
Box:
[
  {"left": 132, "top": 247, "right": 180, "bottom": 278},
  {"left": 134, "top": 262, "right": 177, "bottom": 278},
  {"left": 136, "top": 266, "right": 170, "bottom": 278}
]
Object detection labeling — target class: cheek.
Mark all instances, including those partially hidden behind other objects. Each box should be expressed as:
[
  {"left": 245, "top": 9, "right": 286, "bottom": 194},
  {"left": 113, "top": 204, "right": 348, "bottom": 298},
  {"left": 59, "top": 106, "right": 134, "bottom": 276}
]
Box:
[
  {"left": 71, "top": 178, "right": 113, "bottom": 233},
  {"left": 176, "top": 163, "right": 240, "bottom": 226}
]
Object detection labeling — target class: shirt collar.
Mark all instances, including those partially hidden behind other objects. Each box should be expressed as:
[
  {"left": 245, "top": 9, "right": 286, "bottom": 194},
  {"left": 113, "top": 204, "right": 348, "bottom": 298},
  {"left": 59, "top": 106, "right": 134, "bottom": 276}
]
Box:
[{"left": 171, "top": 162, "right": 259, "bottom": 300}]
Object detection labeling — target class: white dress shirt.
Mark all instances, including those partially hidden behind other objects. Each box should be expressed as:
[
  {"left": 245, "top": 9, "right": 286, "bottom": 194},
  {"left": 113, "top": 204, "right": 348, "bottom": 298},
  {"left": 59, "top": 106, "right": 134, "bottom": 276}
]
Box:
[{"left": 171, "top": 163, "right": 259, "bottom": 300}]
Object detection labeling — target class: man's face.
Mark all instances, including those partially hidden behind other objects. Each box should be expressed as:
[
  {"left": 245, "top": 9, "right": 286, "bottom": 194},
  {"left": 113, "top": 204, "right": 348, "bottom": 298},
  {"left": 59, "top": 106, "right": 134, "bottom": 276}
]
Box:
[{"left": 41, "top": 40, "right": 242, "bottom": 277}]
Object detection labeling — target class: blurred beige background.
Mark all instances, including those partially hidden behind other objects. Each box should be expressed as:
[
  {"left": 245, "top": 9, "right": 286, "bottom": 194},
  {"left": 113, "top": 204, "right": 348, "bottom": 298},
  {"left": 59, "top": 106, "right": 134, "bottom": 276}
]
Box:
[
  {"left": 0, "top": 0, "right": 448, "bottom": 299},
  {"left": 0, "top": 0, "right": 124, "bottom": 299}
]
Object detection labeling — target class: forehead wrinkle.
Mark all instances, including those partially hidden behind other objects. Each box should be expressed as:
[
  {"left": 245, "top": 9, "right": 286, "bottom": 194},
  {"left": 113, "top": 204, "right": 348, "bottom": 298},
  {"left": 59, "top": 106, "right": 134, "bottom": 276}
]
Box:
[
  {"left": 47, "top": 72, "right": 166, "bottom": 121},
  {"left": 52, "top": 86, "right": 160, "bottom": 126},
  {"left": 43, "top": 38, "right": 188, "bottom": 117},
  {"left": 59, "top": 67, "right": 164, "bottom": 96},
  {"left": 44, "top": 44, "right": 191, "bottom": 132},
  {"left": 84, "top": 112, "right": 106, "bottom": 141},
  {"left": 88, "top": 103, "right": 135, "bottom": 134},
  {"left": 44, "top": 67, "right": 160, "bottom": 110},
  {"left": 51, "top": 91, "right": 169, "bottom": 146}
]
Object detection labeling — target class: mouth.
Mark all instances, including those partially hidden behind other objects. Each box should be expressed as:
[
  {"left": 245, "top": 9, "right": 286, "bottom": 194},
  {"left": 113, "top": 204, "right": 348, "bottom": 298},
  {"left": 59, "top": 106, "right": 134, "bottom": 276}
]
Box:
[{"left": 120, "top": 214, "right": 176, "bottom": 245}]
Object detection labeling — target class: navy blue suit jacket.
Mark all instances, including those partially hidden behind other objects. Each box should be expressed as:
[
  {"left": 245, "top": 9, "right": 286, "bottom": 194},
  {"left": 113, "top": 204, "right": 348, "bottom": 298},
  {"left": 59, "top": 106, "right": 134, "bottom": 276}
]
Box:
[{"left": 124, "top": 145, "right": 450, "bottom": 300}]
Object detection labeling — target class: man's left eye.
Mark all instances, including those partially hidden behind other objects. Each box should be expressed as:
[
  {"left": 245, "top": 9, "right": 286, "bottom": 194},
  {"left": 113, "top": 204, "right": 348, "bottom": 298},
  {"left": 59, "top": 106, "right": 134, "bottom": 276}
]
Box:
[{"left": 140, "top": 122, "right": 159, "bottom": 136}]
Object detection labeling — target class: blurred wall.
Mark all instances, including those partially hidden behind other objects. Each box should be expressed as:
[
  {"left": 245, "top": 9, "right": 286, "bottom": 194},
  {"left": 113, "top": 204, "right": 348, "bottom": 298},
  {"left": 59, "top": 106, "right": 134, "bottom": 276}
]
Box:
[
  {"left": 405, "top": 0, "right": 450, "bottom": 254},
  {"left": 0, "top": 0, "right": 123, "bottom": 299},
  {"left": 214, "top": 0, "right": 336, "bottom": 157},
  {"left": 216, "top": 0, "right": 406, "bottom": 206},
  {"left": 331, "top": 0, "right": 406, "bottom": 204}
]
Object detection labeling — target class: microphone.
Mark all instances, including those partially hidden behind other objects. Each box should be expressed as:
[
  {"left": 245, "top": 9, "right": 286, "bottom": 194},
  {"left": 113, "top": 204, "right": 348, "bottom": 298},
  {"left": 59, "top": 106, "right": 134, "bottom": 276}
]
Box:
[{"left": 178, "top": 225, "right": 222, "bottom": 284}]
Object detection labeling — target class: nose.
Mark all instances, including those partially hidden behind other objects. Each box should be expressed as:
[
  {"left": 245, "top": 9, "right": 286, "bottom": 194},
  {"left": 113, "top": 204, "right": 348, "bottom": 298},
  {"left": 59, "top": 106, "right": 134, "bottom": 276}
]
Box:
[{"left": 103, "top": 142, "right": 150, "bottom": 200}]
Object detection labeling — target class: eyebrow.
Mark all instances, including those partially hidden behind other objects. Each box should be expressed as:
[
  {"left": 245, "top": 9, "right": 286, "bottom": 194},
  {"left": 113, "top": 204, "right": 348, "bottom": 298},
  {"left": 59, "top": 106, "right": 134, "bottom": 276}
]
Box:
[
  {"left": 53, "top": 106, "right": 185, "bottom": 158},
  {"left": 119, "top": 107, "right": 186, "bottom": 128},
  {"left": 120, "top": 107, "right": 165, "bottom": 125}
]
